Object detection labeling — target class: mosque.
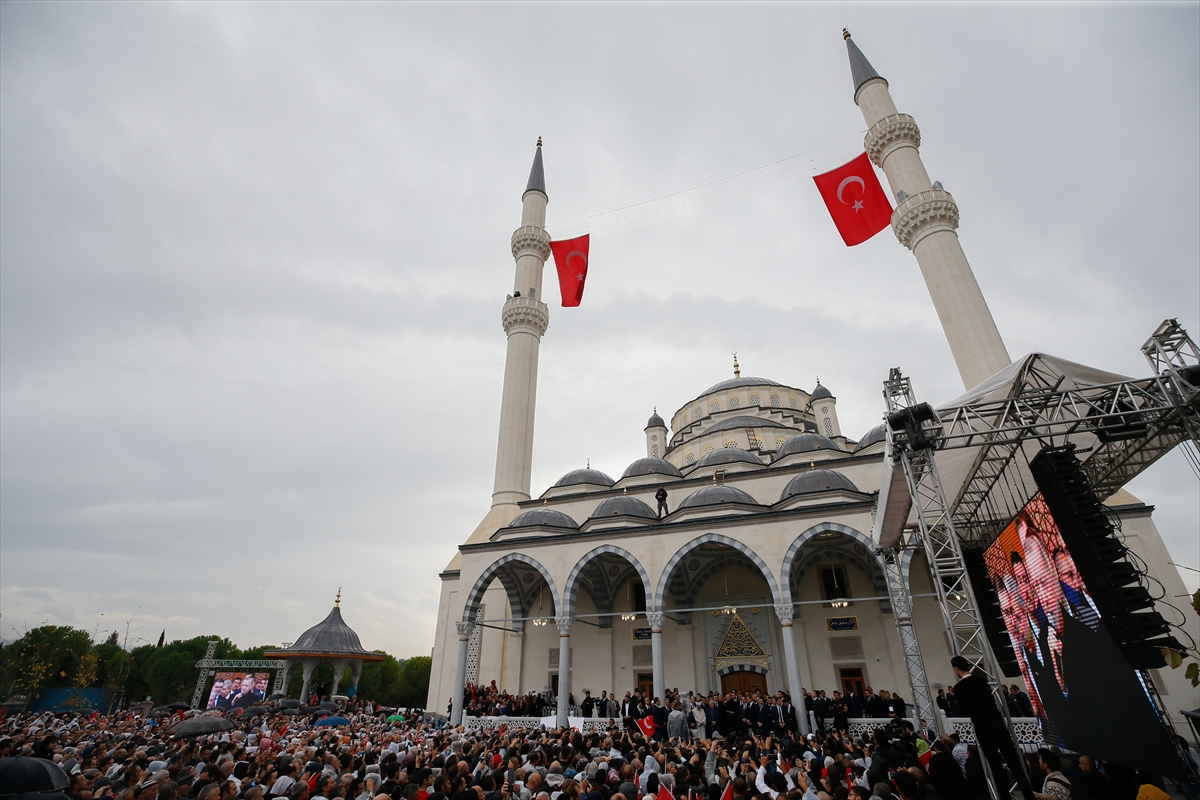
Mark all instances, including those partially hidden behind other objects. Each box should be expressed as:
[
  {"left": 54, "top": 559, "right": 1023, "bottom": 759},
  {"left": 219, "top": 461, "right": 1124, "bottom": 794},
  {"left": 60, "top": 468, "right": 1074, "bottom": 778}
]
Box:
[{"left": 425, "top": 34, "right": 1198, "bottom": 729}]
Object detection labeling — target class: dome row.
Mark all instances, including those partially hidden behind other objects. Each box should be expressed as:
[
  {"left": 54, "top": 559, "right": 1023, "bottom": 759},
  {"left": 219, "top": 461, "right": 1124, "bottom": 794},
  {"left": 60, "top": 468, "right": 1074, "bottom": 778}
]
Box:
[{"left": 512, "top": 468, "right": 860, "bottom": 530}]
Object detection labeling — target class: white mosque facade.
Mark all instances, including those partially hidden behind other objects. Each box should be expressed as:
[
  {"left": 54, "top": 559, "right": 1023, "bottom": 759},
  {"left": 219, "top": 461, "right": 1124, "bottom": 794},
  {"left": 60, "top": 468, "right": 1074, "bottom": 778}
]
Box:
[{"left": 425, "top": 34, "right": 1199, "bottom": 730}]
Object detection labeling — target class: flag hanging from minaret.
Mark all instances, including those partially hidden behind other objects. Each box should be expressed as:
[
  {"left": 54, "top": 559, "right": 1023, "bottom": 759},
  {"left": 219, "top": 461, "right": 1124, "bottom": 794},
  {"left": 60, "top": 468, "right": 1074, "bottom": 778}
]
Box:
[
  {"left": 549, "top": 234, "right": 590, "bottom": 307},
  {"left": 813, "top": 153, "right": 893, "bottom": 246}
]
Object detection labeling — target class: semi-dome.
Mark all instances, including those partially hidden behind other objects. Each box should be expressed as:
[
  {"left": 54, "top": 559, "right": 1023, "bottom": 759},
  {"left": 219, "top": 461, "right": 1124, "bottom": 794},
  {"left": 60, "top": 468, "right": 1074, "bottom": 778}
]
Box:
[
  {"left": 811, "top": 382, "right": 833, "bottom": 400},
  {"left": 702, "top": 376, "right": 783, "bottom": 395},
  {"left": 592, "top": 495, "right": 657, "bottom": 520},
  {"left": 552, "top": 467, "right": 615, "bottom": 488},
  {"left": 775, "top": 433, "right": 842, "bottom": 458},
  {"left": 706, "top": 415, "right": 792, "bottom": 434},
  {"left": 645, "top": 410, "right": 666, "bottom": 429},
  {"left": 695, "top": 447, "right": 764, "bottom": 469},
  {"left": 622, "top": 457, "right": 684, "bottom": 479},
  {"left": 780, "top": 469, "right": 859, "bottom": 500},
  {"left": 510, "top": 507, "right": 579, "bottom": 528},
  {"left": 678, "top": 485, "right": 760, "bottom": 509},
  {"left": 856, "top": 423, "right": 886, "bottom": 450}
]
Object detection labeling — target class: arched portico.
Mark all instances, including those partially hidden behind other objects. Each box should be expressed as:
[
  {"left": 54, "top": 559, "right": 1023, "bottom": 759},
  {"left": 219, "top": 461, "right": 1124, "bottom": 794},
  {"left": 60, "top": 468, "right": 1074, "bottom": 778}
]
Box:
[{"left": 654, "top": 532, "right": 783, "bottom": 609}]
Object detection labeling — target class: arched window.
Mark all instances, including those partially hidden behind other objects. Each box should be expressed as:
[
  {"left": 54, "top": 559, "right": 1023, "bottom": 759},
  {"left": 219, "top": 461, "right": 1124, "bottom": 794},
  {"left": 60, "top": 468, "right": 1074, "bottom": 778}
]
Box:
[
  {"left": 769, "top": 394, "right": 780, "bottom": 407},
  {"left": 651, "top": 434, "right": 658, "bottom": 441},
  {"left": 750, "top": 395, "right": 760, "bottom": 406},
  {"left": 652, "top": 445, "right": 659, "bottom": 457},
  {"left": 824, "top": 419, "right": 835, "bottom": 437},
  {"left": 729, "top": 397, "right": 741, "bottom": 409},
  {"left": 685, "top": 452, "right": 695, "bottom": 465},
  {"left": 710, "top": 401, "right": 720, "bottom": 413},
  {"left": 694, "top": 408, "right": 702, "bottom": 422},
  {"left": 703, "top": 444, "right": 715, "bottom": 454},
  {"left": 723, "top": 440, "right": 738, "bottom": 449},
  {"left": 789, "top": 397, "right": 798, "bottom": 409},
  {"left": 775, "top": 437, "right": 786, "bottom": 448}
]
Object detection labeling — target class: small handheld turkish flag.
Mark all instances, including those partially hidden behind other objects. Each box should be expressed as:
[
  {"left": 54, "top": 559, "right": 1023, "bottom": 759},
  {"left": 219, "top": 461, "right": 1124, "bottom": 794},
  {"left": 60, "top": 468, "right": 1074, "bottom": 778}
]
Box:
[
  {"left": 636, "top": 716, "right": 655, "bottom": 738},
  {"left": 813, "top": 152, "right": 893, "bottom": 246},
  {"left": 549, "top": 234, "right": 590, "bottom": 307}
]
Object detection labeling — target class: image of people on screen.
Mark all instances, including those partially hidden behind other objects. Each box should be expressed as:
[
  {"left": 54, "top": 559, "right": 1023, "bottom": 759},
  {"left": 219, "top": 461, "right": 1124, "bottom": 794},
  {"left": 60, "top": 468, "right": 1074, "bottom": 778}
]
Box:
[{"left": 205, "top": 671, "right": 270, "bottom": 709}]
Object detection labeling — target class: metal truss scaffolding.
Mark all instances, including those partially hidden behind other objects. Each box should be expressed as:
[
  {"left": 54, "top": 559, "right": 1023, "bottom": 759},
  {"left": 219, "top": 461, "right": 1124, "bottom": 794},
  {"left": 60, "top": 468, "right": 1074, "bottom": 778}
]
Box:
[
  {"left": 190, "top": 641, "right": 287, "bottom": 709},
  {"left": 878, "top": 544, "right": 938, "bottom": 732}
]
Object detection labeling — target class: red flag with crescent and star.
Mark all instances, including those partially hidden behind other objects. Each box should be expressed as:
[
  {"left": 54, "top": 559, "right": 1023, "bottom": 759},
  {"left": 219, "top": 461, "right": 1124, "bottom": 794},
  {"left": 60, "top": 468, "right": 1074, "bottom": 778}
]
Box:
[
  {"left": 812, "top": 152, "right": 893, "bottom": 246},
  {"left": 549, "top": 234, "right": 590, "bottom": 307},
  {"left": 636, "top": 715, "right": 655, "bottom": 738}
]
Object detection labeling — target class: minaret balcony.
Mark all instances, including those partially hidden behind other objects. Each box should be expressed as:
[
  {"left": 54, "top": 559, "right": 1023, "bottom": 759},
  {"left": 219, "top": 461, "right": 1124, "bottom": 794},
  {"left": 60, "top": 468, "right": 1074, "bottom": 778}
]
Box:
[
  {"left": 502, "top": 296, "right": 549, "bottom": 337},
  {"left": 865, "top": 113, "right": 921, "bottom": 167},
  {"left": 891, "top": 188, "right": 960, "bottom": 250},
  {"left": 511, "top": 226, "right": 551, "bottom": 262}
]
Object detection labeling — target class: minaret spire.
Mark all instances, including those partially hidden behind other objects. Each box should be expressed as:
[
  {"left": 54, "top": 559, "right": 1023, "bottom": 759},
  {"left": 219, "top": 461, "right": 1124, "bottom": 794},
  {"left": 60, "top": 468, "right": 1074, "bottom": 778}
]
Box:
[
  {"left": 492, "top": 142, "right": 552, "bottom": 507},
  {"left": 844, "top": 33, "right": 1009, "bottom": 389}
]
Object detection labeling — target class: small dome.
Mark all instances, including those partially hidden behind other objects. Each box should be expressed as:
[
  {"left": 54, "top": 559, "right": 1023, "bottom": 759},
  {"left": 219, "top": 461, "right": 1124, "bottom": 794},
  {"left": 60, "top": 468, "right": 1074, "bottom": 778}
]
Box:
[
  {"left": 646, "top": 410, "right": 666, "bottom": 429},
  {"left": 552, "top": 468, "right": 615, "bottom": 489},
  {"left": 509, "top": 508, "right": 579, "bottom": 529},
  {"left": 678, "top": 485, "right": 760, "bottom": 509},
  {"left": 780, "top": 469, "right": 859, "bottom": 500},
  {"left": 776, "top": 433, "right": 842, "bottom": 458},
  {"left": 695, "top": 447, "right": 764, "bottom": 469},
  {"left": 622, "top": 457, "right": 684, "bottom": 479},
  {"left": 856, "top": 423, "right": 886, "bottom": 450},
  {"left": 592, "top": 496, "right": 657, "bottom": 520},
  {"left": 702, "top": 376, "right": 784, "bottom": 394},
  {"left": 811, "top": 382, "right": 833, "bottom": 401}
]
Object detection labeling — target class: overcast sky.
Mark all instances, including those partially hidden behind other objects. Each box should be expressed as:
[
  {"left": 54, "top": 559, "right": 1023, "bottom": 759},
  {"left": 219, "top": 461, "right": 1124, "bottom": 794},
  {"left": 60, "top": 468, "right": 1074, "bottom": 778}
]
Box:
[{"left": 2, "top": 2, "right": 1197, "bottom": 658}]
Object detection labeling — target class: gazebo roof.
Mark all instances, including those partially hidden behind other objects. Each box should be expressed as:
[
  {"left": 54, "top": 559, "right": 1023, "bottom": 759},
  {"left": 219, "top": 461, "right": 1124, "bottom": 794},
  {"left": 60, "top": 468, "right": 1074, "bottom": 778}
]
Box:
[{"left": 263, "top": 593, "right": 383, "bottom": 661}]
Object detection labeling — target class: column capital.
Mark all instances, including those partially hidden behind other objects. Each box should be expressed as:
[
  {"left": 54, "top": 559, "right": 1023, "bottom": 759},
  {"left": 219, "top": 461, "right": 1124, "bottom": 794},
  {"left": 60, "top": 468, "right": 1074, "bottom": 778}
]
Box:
[
  {"left": 645, "top": 611, "right": 664, "bottom": 631},
  {"left": 511, "top": 226, "right": 551, "bottom": 262},
  {"left": 455, "top": 621, "right": 477, "bottom": 639},
  {"left": 865, "top": 113, "right": 921, "bottom": 168},
  {"left": 555, "top": 616, "right": 573, "bottom": 636},
  {"left": 891, "top": 188, "right": 960, "bottom": 250},
  {"left": 502, "top": 296, "right": 549, "bottom": 337},
  {"left": 774, "top": 604, "right": 795, "bottom": 624}
]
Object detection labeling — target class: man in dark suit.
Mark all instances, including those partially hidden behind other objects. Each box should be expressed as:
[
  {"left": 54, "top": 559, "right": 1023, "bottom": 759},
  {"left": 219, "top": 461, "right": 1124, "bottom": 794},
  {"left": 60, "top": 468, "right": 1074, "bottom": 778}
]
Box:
[
  {"left": 651, "top": 697, "right": 669, "bottom": 740},
  {"left": 864, "top": 688, "right": 887, "bottom": 718},
  {"left": 812, "top": 691, "right": 830, "bottom": 731},
  {"left": 781, "top": 697, "right": 798, "bottom": 733},
  {"left": 950, "top": 656, "right": 1036, "bottom": 800}
]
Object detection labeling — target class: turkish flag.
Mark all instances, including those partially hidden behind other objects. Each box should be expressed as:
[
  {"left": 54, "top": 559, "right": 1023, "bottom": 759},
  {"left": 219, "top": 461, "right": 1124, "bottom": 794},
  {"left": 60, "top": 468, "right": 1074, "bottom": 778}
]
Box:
[
  {"left": 812, "top": 152, "right": 893, "bottom": 246},
  {"left": 658, "top": 784, "right": 674, "bottom": 800},
  {"left": 549, "top": 234, "right": 590, "bottom": 307},
  {"left": 719, "top": 780, "right": 733, "bottom": 800},
  {"left": 636, "top": 716, "right": 655, "bottom": 738}
]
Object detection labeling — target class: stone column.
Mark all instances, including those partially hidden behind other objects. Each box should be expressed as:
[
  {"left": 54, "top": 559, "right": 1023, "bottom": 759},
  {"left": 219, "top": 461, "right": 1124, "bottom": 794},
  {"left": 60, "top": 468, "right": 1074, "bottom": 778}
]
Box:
[
  {"left": 556, "top": 617, "right": 572, "bottom": 728},
  {"left": 450, "top": 621, "right": 474, "bottom": 725},
  {"left": 647, "top": 611, "right": 666, "bottom": 702},
  {"left": 330, "top": 661, "right": 342, "bottom": 698},
  {"left": 350, "top": 660, "right": 363, "bottom": 697},
  {"left": 774, "top": 604, "right": 810, "bottom": 736},
  {"left": 300, "top": 660, "right": 315, "bottom": 705}
]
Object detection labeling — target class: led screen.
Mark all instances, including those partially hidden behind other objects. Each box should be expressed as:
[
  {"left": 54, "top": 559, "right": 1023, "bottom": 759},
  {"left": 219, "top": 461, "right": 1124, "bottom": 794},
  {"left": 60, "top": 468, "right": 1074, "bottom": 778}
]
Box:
[
  {"left": 983, "top": 493, "right": 1181, "bottom": 776},
  {"left": 205, "top": 671, "right": 272, "bottom": 710}
]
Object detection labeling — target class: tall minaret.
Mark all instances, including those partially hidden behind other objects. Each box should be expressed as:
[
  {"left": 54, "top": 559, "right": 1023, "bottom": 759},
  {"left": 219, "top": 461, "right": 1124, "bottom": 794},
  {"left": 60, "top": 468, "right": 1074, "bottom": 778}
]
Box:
[
  {"left": 492, "top": 140, "right": 552, "bottom": 508},
  {"left": 845, "top": 31, "right": 1010, "bottom": 390}
]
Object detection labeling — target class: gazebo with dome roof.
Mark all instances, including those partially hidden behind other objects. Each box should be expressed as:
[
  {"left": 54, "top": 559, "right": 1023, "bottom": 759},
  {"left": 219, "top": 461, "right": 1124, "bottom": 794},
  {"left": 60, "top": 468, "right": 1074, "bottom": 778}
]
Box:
[{"left": 264, "top": 591, "right": 383, "bottom": 701}]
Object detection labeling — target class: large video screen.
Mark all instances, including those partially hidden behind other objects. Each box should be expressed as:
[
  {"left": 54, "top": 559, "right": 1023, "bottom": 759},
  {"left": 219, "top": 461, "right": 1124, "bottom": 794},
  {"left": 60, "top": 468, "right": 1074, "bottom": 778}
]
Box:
[
  {"left": 206, "top": 672, "right": 272, "bottom": 710},
  {"left": 983, "top": 493, "right": 1180, "bottom": 776}
]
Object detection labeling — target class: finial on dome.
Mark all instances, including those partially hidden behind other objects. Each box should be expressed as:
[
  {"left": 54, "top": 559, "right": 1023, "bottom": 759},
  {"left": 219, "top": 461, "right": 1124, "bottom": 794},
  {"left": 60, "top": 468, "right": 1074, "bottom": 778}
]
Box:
[
  {"left": 587, "top": 458, "right": 590, "bottom": 469},
  {"left": 335, "top": 588, "right": 341, "bottom": 607},
  {"left": 732, "top": 351, "right": 740, "bottom": 379},
  {"left": 816, "top": 376, "right": 821, "bottom": 384},
  {"left": 809, "top": 459, "right": 816, "bottom": 470},
  {"left": 842, "top": 28, "right": 851, "bottom": 40},
  {"left": 537, "top": 136, "right": 542, "bottom": 147},
  {"left": 623, "top": 485, "right": 628, "bottom": 495}
]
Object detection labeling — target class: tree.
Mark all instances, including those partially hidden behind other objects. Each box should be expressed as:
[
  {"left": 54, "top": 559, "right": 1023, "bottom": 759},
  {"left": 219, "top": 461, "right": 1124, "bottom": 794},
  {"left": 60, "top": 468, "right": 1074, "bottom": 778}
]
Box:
[
  {"left": 399, "top": 656, "right": 431, "bottom": 708},
  {"left": 5, "top": 626, "right": 94, "bottom": 696},
  {"left": 104, "top": 631, "right": 120, "bottom": 647},
  {"left": 357, "top": 653, "right": 403, "bottom": 705}
]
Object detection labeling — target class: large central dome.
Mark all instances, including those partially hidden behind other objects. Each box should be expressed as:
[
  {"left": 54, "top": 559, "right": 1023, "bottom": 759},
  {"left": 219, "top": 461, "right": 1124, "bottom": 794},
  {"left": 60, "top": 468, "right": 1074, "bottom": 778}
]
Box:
[{"left": 701, "top": 376, "right": 783, "bottom": 394}]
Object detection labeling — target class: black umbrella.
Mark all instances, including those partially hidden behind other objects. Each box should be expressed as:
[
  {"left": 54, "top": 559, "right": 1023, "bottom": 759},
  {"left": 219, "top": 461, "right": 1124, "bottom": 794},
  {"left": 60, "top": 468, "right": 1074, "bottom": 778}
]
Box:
[
  {"left": 279, "top": 709, "right": 302, "bottom": 716},
  {"left": 267, "top": 693, "right": 286, "bottom": 701},
  {"left": 169, "top": 716, "right": 236, "bottom": 738},
  {"left": 9, "top": 793, "right": 74, "bottom": 800},
  {"left": 167, "top": 702, "right": 191, "bottom": 712},
  {"left": 301, "top": 706, "right": 323, "bottom": 713},
  {"left": 242, "top": 706, "right": 269, "bottom": 717},
  {"left": 280, "top": 699, "right": 301, "bottom": 709},
  {"left": 319, "top": 701, "right": 338, "bottom": 709},
  {"left": 153, "top": 705, "right": 172, "bottom": 714},
  {"left": 0, "top": 757, "right": 70, "bottom": 794}
]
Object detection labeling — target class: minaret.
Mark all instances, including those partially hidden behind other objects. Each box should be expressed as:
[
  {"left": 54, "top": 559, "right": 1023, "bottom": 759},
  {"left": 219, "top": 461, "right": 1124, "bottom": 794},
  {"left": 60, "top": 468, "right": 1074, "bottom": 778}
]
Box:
[
  {"left": 644, "top": 408, "right": 668, "bottom": 458},
  {"left": 845, "top": 31, "right": 1010, "bottom": 390},
  {"left": 492, "top": 140, "right": 552, "bottom": 507},
  {"left": 810, "top": 379, "right": 841, "bottom": 438}
]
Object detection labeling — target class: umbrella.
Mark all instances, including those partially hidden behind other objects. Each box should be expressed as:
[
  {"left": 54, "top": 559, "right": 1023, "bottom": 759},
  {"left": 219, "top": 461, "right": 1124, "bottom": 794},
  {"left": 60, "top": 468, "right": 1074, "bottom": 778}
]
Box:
[
  {"left": 169, "top": 716, "right": 237, "bottom": 737},
  {"left": 0, "top": 757, "right": 70, "bottom": 794},
  {"left": 279, "top": 709, "right": 302, "bottom": 716},
  {"left": 318, "top": 701, "right": 339, "bottom": 710},
  {"left": 313, "top": 716, "right": 350, "bottom": 727},
  {"left": 153, "top": 705, "right": 172, "bottom": 714},
  {"left": 280, "top": 699, "right": 301, "bottom": 709},
  {"left": 10, "top": 793, "right": 74, "bottom": 800},
  {"left": 167, "top": 702, "right": 191, "bottom": 712},
  {"left": 387, "top": 714, "right": 405, "bottom": 723},
  {"left": 301, "top": 706, "right": 323, "bottom": 714},
  {"left": 242, "top": 706, "right": 269, "bottom": 717}
]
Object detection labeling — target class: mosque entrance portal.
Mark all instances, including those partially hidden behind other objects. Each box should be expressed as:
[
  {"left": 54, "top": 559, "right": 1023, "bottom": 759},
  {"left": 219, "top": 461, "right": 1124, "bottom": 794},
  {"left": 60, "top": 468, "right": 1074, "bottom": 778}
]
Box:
[{"left": 720, "top": 670, "right": 767, "bottom": 695}]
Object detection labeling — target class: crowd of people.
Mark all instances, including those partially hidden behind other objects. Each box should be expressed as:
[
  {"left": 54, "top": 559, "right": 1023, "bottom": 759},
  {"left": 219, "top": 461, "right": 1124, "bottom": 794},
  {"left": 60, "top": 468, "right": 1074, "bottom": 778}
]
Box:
[{"left": 3, "top": 688, "right": 1193, "bottom": 800}]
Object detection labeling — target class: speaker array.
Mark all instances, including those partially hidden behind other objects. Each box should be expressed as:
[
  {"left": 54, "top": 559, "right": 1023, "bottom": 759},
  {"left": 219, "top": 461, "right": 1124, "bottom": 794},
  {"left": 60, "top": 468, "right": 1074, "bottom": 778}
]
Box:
[{"left": 1029, "top": 445, "right": 1182, "bottom": 670}]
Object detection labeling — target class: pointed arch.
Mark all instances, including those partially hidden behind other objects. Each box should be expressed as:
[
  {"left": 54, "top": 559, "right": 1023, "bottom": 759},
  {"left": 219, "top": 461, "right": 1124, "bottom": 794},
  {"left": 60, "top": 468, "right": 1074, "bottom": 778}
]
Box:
[
  {"left": 654, "top": 533, "right": 783, "bottom": 610},
  {"left": 780, "top": 522, "right": 887, "bottom": 606},
  {"left": 463, "top": 553, "right": 559, "bottom": 629},
  {"left": 561, "top": 544, "right": 653, "bottom": 618}
]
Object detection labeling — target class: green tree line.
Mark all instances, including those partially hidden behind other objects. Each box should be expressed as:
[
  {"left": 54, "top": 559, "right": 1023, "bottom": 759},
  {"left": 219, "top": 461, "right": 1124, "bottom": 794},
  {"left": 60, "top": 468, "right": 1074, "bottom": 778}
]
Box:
[{"left": 0, "top": 626, "right": 430, "bottom": 708}]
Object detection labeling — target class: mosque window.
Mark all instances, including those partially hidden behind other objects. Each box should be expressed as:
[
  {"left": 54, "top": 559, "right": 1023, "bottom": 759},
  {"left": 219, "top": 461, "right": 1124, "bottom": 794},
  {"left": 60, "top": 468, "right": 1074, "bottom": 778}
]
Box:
[
  {"left": 824, "top": 419, "right": 835, "bottom": 437},
  {"left": 769, "top": 394, "right": 779, "bottom": 406},
  {"left": 775, "top": 438, "right": 786, "bottom": 448},
  {"left": 821, "top": 407, "right": 829, "bottom": 415},
  {"left": 723, "top": 440, "right": 737, "bottom": 449},
  {"left": 750, "top": 395, "right": 760, "bottom": 406},
  {"left": 685, "top": 453, "right": 695, "bottom": 465},
  {"left": 694, "top": 409, "right": 702, "bottom": 422},
  {"left": 651, "top": 434, "right": 658, "bottom": 441},
  {"left": 652, "top": 445, "right": 659, "bottom": 457},
  {"left": 788, "top": 397, "right": 798, "bottom": 409},
  {"left": 710, "top": 401, "right": 720, "bottom": 413},
  {"left": 703, "top": 445, "right": 715, "bottom": 455},
  {"left": 729, "top": 397, "right": 741, "bottom": 409}
]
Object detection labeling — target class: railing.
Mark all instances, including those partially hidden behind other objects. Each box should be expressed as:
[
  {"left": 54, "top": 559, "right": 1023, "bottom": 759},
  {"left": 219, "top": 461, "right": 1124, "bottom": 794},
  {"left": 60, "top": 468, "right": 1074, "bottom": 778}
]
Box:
[
  {"left": 809, "top": 714, "right": 1046, "bottom": 753},
  {"left": 461, "top": 715, "right": 620, "bottom": 734}
]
